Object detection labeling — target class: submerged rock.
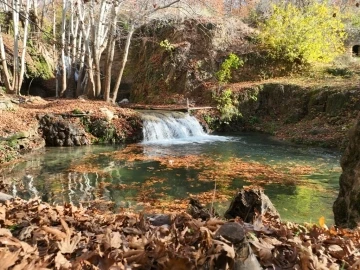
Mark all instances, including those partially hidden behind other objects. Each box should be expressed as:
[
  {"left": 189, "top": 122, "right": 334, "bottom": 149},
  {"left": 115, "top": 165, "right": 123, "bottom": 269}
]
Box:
[
  {"left": 224, "top": 187, "right": 280, "bottom": 222},
  {"left": 333, "top": 116, "right": 360, "bottom": 228}
]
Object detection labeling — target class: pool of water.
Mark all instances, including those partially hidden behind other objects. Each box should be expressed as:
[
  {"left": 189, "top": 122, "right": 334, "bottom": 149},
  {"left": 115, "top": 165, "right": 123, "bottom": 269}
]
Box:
[{"left": 1, "top": 132, "right": 341, "bottom": 224}]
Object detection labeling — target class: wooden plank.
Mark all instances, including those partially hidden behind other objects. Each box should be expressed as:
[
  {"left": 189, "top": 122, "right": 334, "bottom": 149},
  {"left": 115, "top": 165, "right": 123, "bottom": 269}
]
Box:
[
  {"left": 130, "top": 105, "right": 215, "bottom": 112},
  {"left": 188, "top": 107, "right": 214, "bottom": 111}
]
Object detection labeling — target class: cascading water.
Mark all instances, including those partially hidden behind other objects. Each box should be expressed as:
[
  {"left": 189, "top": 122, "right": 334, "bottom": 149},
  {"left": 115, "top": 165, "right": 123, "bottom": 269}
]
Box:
[{"left": 140, "top": 111, "right": 214, "bottom": 143}]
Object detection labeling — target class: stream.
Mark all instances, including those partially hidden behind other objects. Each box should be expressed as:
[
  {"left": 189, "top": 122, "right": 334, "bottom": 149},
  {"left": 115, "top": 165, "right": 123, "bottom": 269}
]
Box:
[{"left": 1, "top": 131, "right": 341, "bottom": 225}]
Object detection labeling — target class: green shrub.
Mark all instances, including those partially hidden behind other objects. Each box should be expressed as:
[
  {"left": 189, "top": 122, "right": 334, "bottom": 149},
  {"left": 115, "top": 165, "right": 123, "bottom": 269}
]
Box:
[
  {"left": 259, "top": 2, "right": 346, "bottom": 66},
  {"left": 216, "top": 53, "right": 244, "bottom": 83},
  {"left": 326, "top": 67, "right": 353, "bottom": 77},
  {"left": 213, "top": 89, "right": 241, "bottom": 124}
]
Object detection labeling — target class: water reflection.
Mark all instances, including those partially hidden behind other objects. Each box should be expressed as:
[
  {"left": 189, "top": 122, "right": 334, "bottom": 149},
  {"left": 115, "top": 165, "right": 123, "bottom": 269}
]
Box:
[{"left": 1, "top": 133, "right": 341, "bottom": 224}]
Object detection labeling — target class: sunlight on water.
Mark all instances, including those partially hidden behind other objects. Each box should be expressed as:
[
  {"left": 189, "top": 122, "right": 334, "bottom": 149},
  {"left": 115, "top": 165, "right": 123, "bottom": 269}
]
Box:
[
  {"left": 1, "top": 132, "right": 341, "bottom": 224},
  {"left": 0, "top": 109, "right": 342, "bottom": 225}
]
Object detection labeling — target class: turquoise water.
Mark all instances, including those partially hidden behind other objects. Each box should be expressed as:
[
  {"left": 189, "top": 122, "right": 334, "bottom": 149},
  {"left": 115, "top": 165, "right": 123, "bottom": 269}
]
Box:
[{"left": 1, "top": 132, "right": 341, "bottom": 224}]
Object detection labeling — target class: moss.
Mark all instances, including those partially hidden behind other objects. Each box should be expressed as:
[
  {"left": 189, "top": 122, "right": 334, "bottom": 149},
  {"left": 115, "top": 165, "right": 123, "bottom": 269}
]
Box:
[
  {"left": 26, "top": 44, "right": 54, "bottom": 80},
  {"left": 0, "top": 141, "right": 18, "bottom": 164},
  {"left": 88, "top": 119, "right": 117, "bottom": 143}
]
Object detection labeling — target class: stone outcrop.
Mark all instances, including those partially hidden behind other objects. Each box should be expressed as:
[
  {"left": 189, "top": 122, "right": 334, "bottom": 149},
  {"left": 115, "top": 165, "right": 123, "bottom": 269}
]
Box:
[
  {"left": 333, "top": 116, "right": 360, "bottom": 228},
  {"left": 38, "top": 114, "right": 90, "bottom": 146},
  {"left": 123, "top": 18, "right": 255, "bottom": 104},
  {"left": 37, "top": 112, "right": 143, "bottom": 147}
]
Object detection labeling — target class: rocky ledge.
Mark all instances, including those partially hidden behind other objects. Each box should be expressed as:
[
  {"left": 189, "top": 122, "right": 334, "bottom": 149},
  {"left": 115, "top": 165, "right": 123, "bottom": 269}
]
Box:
[
  {"left": 333, "top": 114, "right": 360, "bottom": 228},
  {"left": 0, "top": 97, "right": 143, "bottom": 165}
]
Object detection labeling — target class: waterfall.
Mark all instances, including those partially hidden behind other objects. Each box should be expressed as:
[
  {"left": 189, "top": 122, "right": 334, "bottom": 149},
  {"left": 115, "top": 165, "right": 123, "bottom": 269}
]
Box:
[{"left": 140, "top": 111, "right": 209, "bottom": 143}]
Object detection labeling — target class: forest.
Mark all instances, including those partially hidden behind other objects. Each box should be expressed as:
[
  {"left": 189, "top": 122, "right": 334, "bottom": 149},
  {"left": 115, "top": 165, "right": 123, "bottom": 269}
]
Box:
[{"left": 0, "top": 0, "right": 360, "bottom": 269}]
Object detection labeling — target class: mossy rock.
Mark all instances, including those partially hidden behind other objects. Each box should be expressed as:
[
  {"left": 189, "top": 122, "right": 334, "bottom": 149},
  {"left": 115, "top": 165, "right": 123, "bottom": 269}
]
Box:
[{"left": 88, "top": 119, "right": 117, "bottom": 143}]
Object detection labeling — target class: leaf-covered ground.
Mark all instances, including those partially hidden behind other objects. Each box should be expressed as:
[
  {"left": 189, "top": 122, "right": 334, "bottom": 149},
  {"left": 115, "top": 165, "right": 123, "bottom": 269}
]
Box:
[
  {"left": 0, "top": 196, "right": 359, "bottom": 269},
  {"left": 0, "top": 96, "right": 138, "bottom": 138}
]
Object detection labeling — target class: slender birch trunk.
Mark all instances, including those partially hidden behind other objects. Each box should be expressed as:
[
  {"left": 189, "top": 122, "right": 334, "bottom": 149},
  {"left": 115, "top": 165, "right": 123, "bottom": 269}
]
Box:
[
  {"left": 18, "top": 0, "right": 31, "bottom": 92},
  {"left": 90, "top": 0, "right": 110, "bottom": 98},
  {"left": 103, "top": 5, "right": 118, "bottom": 102},
  {"left": 0, "top": 33, "right": 13, "bottom": 92},
  {"left": 12, "top": 0, "right": 20, "bottom": 94},
  {"left": 111, "top": 23, "right": 134, "bottom": 104},
  {"left": 59, "top": 0, "right": 67, "bottom": 96},
  {"left": 52, "top": 0, "right": 56, "bottom": 60}
]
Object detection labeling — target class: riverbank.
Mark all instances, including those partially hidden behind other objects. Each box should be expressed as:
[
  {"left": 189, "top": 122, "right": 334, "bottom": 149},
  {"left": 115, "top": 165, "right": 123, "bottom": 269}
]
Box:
[
  {"left": 0, "top": 87, "right": 357, "bottom": 165},
  {"left": 0, "top": 96, "right": 143, "bottom": 165}
]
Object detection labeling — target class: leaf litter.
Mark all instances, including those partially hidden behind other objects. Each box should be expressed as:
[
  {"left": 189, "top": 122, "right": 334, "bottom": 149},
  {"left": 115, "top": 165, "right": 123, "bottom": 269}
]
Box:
[{"left": 0, "top": 194, "right": 358, "bottom": 269}]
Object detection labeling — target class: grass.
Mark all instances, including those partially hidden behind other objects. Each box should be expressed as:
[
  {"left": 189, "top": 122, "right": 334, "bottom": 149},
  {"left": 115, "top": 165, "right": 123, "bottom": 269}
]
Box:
[{"left": 230, "top": 60, "right": 360, "bottom": 93}]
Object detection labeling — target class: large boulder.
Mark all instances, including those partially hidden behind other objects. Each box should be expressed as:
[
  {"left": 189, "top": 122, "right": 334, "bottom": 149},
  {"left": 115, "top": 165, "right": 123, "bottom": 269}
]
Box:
[
  {"left": 38, "top": 114, "right": 90, "bottom": 146},
  {"left": 333, "top": 116, "right": 360, "bottom": 228}
]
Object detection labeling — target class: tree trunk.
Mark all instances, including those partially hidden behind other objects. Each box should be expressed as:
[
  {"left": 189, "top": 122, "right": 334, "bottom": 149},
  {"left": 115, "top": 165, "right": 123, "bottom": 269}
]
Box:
[
  {"left": 111, "top": 24, "right": 134, "bottom": 104},
  {"left": 18, "top": 0, "right": 30, "bottom": 92},
  {"left": 52, "top": 0, "right": 56, "bottom": 61},
  {"left": 103, "top": 30, "right": 116, "bottom": 102},
  {"left": 59, "top": 0, "right": 67, "bottom": 96},
  {"left": 0, "top": 34, "right": 14, "bottom": 93},
  {"left": 12, "top": 0, "right": 20, "bottom": 94}
]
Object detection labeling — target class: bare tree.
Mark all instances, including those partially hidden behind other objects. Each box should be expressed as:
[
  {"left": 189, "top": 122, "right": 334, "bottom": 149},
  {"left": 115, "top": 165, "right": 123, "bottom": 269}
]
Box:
[
  {"left": 0, "top": 0, "right": 31, "bottom": 95},
  {"left": 110, "top": 0, "right": 181, "bottom": 104},
  {"left": 103, "top": 3, "right": 121, "bottom": 102},
  {"left": 54, "top": 0, "right": 183, "bottom": 101},
  {"left": 59, "top": 0, "right": 68, "bottom": 96}
]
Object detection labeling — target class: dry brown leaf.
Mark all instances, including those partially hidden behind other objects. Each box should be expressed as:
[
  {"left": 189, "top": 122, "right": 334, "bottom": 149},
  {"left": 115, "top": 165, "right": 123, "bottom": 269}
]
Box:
[
  {"left": 55, "top": 251, "right": 72, "bottom": 269},
  {"left": 60, "top": 219, "right": 71, "bottom": 236},
  {"left": 0, "top": 248, "right": 20, "bottom": 269},
  {"left": 0, "top": 206, "right": 5, "bottom": 223},
  {"left": 0, "top": 228, "right": 12, "bottom": 237},
  {"left": 58, "top": 232, "right": 81, "bottom": 254},
  {"left": 328, "top": 244, "right": 346, "bottom": 260},
  {"left": 0, "top": 236, "right": 22, "bottom": 247},
  {"left": 19, "top": 225, "right": 37, "bottom": 241},
  {"left": 20, "top": 241, "right": 38, "bottom": 254},
  {"left": 158, "top": 257, "right": 195, "bottom": 270},
  {"left": 350, "top": 259, "right": 360, "bottom": 269},
  {"left": 41, "top": 226, "right": 67, "bottom": 240},
  {"left": 103, "top": 230, "right": 122, "bottom": 250}
]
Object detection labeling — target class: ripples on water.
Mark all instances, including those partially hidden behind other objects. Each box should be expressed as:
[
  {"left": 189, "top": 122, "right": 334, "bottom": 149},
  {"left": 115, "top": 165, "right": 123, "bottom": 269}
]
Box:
[{"left": 1, "top": 132, "right": 341, "bottom": 224}]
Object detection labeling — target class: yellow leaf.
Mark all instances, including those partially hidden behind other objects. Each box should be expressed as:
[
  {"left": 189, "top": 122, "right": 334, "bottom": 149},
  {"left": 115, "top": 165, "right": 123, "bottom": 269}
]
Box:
[{"left": 319, "top": 216, "right": 328, "bottom": 229}]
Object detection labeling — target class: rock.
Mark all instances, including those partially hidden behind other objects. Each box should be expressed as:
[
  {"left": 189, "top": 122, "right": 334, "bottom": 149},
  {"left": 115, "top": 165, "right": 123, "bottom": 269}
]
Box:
[
  {"left": 215, "top": 222, "right": 245, "bottom": 244},
  {"left": 224, "top": 187, "right": 280, "bottom": 223},
  {"left": 188, "top": 198, "right": 217, "bottom": 220},
  {"left": 38, "top": 114, "right": 90, "bottom": 147},
  {"left": 147, "top": 214, "right": 172, "bottom": 226},
  {"left": 0, "top": 192, "right": 13, "bottom": 203},
  {"left": 333, "top": 116, "right": 360, "bottom": 228},
  {"left": 99, "top": 107, "right": 114, "bottom": 122},
  {"left": 58, "top": 132, "right": 66, "bottom": 139},
  {"left": 234, "top": 242, "right": 262, "bottom": 270},
  {"left": 118, "top": 98, "right": 129, "bottom": 104},
  {"left": 73, "top": 137, "right": 81, "bottom": 146},
  {"left": 64, "top": 138, "right": 73, "bottom": 146}
]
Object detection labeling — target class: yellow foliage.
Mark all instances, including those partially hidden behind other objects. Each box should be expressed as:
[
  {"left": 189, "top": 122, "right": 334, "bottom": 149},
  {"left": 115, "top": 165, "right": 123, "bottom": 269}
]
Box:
[{"left": 259, "top": 2, "right": 346, "bottom": 65}]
